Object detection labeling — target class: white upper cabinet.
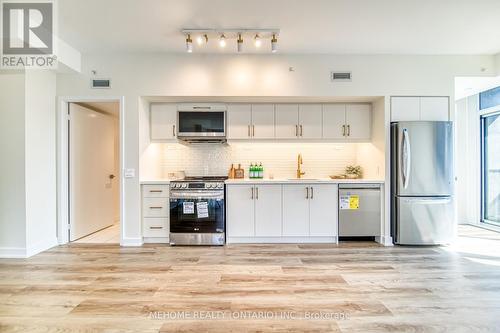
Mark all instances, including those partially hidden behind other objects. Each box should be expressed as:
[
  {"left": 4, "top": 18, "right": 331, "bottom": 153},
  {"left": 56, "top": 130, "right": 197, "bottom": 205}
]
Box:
[
  {"left": 226, "top": 185, "right": 255, "bottom": 237},
  {"left": 275, "top": 104, "right": 299, "bottom": 139},
  {"left": 309, "top": 184, "right": 338, "bottom": 236},
  {"left": 298, "top": 104, "right": 322, "bottom": 139},
  {"left": 254, "top": 185, "right": 282, "bottom": 237},
  {"left": 282, "top": 185, "right": 310, "bottom": 236},
  {"left": 227, "top": 104, "right": 252, "bottom": 139},
  {"left": 323, "top": 104, "right": 346, "bottom": 139},
  {"left": 251, "top": 104, "right": 275, "bottom": 139},
  {"left": 420, "top": 97, "right": 449, "bottom": 121},
  {"left": 391, "top": 96, "right": 449, "bottom": 122},
  {"left": 150, "top": 104, "right": 177, "bottom": 141},
  {"left": 345, "top": 104, "right": 371, "bottom": 140}
]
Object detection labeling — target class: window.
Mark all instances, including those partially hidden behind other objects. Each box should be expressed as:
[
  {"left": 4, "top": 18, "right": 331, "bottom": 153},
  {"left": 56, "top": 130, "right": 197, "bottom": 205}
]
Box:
[{"left": 481, "top": 112, "right": 500, "bottom": 225}]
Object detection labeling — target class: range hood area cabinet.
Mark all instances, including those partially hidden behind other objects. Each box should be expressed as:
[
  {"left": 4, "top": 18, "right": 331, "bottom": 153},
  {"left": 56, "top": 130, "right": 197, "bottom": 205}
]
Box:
[
  {"left": 150, "top": 104, "right": 177, "bottom": 141},
  {"left": 150, "top": 102, "right": 372, "bottom": 142}
]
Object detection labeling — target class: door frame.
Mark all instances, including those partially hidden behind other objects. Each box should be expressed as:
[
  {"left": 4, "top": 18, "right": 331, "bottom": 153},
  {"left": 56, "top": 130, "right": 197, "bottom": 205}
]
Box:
[{"left": 57, "top": 96, "right": 125, "bottom": 245}]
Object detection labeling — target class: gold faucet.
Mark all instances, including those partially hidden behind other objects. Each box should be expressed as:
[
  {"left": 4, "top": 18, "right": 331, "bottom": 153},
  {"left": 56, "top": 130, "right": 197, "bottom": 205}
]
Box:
[{"left": 297, "top": 154, "right": 305, "bottom": 179}]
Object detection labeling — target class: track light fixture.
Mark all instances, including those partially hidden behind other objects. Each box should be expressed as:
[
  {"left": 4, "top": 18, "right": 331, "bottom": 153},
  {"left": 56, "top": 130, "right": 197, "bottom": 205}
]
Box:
[
  {"left": 196, "top": 34, "right": 208, "bottom": 45},
  {"left": 254, "top": 34, "right": 262, "bottom": 48},
  {"left": 181, "top": 29, "right": 279, "bottom": 53},
  {"left": 271, "top": 34, "right": 278, "bottom": 53},
  {"left": 237, "top": 33, "right": 243, "bottom": 52},
  {"left": 185, "top": 34, "right": 193, "bottom": 53},
  {"left": 219, "top": 34, "right": 226, "bottom": 47}
]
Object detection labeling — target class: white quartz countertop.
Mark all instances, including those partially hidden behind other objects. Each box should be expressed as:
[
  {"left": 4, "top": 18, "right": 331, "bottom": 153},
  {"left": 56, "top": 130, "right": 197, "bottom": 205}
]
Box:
[
  {"left": 224, "top": 178, "right": 385, "bottom": 184},
  {"left": 140, "top": 179, "right": 173, "bottom": 185}
]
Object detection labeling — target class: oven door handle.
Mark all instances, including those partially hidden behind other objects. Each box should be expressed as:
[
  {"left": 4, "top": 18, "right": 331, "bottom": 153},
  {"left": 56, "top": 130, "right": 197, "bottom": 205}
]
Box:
[{"left": 170, "top": 192, "right": 224, "bottom": 200}]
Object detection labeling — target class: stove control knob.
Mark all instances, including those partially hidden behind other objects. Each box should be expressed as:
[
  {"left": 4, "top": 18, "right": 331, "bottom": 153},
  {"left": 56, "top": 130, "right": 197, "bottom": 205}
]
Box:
[
  {"left": 206, "top": 183, "right": 213, "bottom": 189},
  {"left": 181, "top": 183, "right": 188, "bottom": 188},
  {"left": 218, "top": 183, "right": 224, "bottom": 188}
]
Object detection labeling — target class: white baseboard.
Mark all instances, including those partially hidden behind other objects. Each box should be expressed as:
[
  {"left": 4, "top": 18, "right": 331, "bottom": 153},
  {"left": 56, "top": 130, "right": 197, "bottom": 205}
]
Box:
[
  {"left": 143, "top": 237, "right": 169, "bottom": 244},
  {"left": 227, "top": 236, "right": 338, "bottom": 244},
  {"left": 121, "top": 237, "right": 143, "bottom": 246},
  {"left": 0, "top": 247, "right": 28, "bottom": 258},
  {"left": 375, "top": 235, "right": 394, "bottom": 246}
]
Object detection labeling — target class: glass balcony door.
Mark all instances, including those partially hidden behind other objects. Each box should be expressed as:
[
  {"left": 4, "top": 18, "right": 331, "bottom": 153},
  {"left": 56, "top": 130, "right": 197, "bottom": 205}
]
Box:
[{"left": 481, "top": 112, "right": 500, "bottom": 225}]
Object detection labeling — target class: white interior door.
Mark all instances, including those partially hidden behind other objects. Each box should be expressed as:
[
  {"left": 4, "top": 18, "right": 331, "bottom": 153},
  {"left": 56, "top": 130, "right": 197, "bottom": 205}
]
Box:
[{"left": 69, "top": 103, "right": 115, "bottom": 241}]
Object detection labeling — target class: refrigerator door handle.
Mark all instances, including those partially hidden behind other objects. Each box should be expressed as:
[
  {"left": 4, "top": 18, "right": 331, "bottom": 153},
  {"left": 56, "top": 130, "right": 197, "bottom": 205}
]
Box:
[
  {"left": 401, "top": 128, "right": 411, "bottom": 189},
  {"left": 403, "top": 198, "right": 452, "bottom": 204}
]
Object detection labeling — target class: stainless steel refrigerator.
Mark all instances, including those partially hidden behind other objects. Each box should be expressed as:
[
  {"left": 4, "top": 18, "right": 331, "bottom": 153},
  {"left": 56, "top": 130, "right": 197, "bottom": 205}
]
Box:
[{"left": 391, "top": 121, "right": 454, "bottom": 245}]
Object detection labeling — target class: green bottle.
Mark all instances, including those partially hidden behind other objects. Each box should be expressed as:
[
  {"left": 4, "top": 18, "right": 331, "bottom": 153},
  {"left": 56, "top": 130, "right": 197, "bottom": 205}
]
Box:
[
  {"left": 259, "top": 163, "right": 264, "bottom": 179},
  {"left": 249, "top": 163, "right": 254, "bottom": 179}
]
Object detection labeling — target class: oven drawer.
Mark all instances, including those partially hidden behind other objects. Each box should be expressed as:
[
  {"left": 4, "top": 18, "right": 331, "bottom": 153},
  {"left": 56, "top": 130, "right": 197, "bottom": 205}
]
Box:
[
  {"left": 142, "top": 185, "right": 169, "bottom": 198},
  {"left": 143, "top": 198, "right": 169, "bottom": 217},
  {"left": 143, "top": 218, "right": 169, "bottom": 237}
]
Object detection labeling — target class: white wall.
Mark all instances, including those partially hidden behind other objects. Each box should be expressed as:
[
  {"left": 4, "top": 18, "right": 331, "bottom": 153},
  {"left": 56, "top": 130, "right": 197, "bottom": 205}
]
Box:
[
  {"left": 0, "top": 70, "right": 57, "bottom": 257},
  {"left": 56, "top": 53, "right": 496, "bottom": 245},
  {"left": 0, "top": 72, "right": 27, "bottom": 256},
  {"left": 24, "top": 70, "right": 58, "bottom": 256}
]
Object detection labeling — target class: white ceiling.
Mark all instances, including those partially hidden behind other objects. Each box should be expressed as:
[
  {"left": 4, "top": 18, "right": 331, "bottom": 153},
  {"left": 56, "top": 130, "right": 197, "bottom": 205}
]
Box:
[{"left": 58, "top": 0, "right": 500, "bottom": 55}]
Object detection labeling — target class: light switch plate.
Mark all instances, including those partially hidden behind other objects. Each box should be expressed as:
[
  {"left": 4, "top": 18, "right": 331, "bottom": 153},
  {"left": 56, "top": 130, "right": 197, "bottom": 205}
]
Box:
[{"left": 124, "top": 168, "right": 135, "bottom": 178}]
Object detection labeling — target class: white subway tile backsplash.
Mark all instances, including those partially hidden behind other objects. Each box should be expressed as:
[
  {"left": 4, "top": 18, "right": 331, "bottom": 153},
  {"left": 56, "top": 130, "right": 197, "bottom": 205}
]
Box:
[{"left": 159, "top": 142, "right": 359, "bottom": 179}]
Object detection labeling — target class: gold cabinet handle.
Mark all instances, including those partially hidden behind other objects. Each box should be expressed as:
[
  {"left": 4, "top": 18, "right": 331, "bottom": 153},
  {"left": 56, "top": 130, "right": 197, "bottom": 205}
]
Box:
[
  {"left": 342, "top": 125, "right": 346, "bottom": 136},
  {"left": 310, "top": 186, "right": 314, "bottom": 199},
  {"left": 252, "top": 125, "right": 255, "bottom": 137},
  {"left": 300, "top": 125, "right": 303, "bottom": 137},
  {"left": 347, "top": 125, "right": 350, "bottom": 136},
  {"left": 306, "top": 187, "right": 309, "bottom": 199},
  {"left": 248, "top": 125, "right": 251, "bottom": 137},
  {"left": 256, "top": 187, "right": 259, "bottom": 200},
  {"left": 173, "top": 125, "right": 176, "bottom": 137},
  {"left": 251, "top": 187, "right": 254, "bottom": 199},
  {"left": 149, "top": 226, "right": 163, "bottom": 230},
  {"left": 295, "top": 125, "right": 298, "bottom": 137},
  {"left": 149, "top": 190, "right": 163, "bottom": 193},
  {"left": 149, "top": 206, "right": 163, "bottom": 209}
]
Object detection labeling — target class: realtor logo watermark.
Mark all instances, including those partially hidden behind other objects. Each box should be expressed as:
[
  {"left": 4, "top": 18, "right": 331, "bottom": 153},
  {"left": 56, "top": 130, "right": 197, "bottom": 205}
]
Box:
[{"left": 1, "top": 0, "right": 57, "bottom": 68}]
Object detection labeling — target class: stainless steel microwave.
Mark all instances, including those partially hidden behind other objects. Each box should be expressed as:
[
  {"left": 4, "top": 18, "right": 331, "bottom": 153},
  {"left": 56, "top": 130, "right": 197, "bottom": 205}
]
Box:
[{"left": 177, "top": 104, "right": 226, "bottom": 140}]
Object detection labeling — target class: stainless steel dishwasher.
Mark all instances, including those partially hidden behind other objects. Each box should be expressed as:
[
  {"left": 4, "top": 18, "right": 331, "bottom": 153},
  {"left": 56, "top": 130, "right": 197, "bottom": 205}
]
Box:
[{"left": 339, "top": 184, "right": 381, "bottom": 237}]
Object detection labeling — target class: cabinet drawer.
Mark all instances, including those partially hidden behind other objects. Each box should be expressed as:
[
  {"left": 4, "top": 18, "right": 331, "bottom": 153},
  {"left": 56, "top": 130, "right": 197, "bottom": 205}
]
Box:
[
  {"left": 143, "top": 197, "right": 169, "bottom": 217},
  {"left": 142, "top": 185, "right": 169, "bottom": 198},
  {"left": 143, "top": 218, "right": 169, "bottom": 237}
]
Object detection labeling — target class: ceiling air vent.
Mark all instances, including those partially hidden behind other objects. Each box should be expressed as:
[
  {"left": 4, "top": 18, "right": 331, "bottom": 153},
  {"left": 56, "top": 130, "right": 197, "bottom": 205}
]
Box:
[
  {"left": 91, "top": 79, "right": 111, "bottom": 89},
  {"left": 331, "top": 71, "right": 352, "bottom": 82}
]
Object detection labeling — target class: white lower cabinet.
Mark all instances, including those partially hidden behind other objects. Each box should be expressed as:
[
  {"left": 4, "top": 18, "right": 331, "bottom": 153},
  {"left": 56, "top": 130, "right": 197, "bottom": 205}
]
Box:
[
  {"left": 282, "top": 185, "right": 310, "bottom": 236},
  {"left": 255, "top": 185, "right": 282, "bottom": 236},
  {"left": 226, "top": 183, "right": 338, "bottom": 243},
  {"left": 141, "top": 184, "right": 169, "bottom": 243},
  {"left": 309, "top": 184, "right": 338, "bottom": 236},
  {"left": 226, "top": 185, "right": 255, "bottom": 237}
]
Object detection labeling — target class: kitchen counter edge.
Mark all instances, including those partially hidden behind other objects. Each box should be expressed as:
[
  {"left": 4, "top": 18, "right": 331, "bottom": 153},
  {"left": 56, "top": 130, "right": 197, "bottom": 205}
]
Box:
[{"left": 225, "top": 179, "right": 385, "bottom": 184}]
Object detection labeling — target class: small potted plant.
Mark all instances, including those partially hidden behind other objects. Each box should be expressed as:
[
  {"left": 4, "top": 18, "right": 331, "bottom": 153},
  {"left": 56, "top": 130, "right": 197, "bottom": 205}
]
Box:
[{"left": 345, "top": 165, "right": 362, "bottom": 179}]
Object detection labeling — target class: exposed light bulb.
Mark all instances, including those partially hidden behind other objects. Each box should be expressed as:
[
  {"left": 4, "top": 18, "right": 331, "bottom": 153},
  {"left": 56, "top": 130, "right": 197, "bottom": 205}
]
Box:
[
  {"left": 219, "top": 34, "right": 226, "bottom": 47},
  {"left": 186, "top": 34, "right": 193, "bottom": 53},
  {"left": 271, "top": 34, "right": 278, "bottom": 53},
  {"left": 254, "top": 34, "right": 261, "bottom": 48},
  {"left": 237, "top": 33, "right": 243, "bottom": 52}
]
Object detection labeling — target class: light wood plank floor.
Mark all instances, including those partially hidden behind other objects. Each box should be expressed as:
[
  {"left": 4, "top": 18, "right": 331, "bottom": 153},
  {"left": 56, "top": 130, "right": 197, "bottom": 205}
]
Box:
[
  {"left": 73, "top": 223, "right": 120, "bottom": 244},
  {"left": 1, "top": 225, "right": 500, "bottom": 332}
]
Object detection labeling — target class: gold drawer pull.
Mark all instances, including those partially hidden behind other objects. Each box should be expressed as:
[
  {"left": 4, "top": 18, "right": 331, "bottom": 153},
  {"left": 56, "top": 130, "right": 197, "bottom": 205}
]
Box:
[
  {"left": 149, "top": 206, "right": 163, "bottom": 209},
  {"left": 149, "top": 226, "right": 163, "bottom": 230},
  {"left": 149, "top": 190, "right": 163, "bottom": 193}
]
